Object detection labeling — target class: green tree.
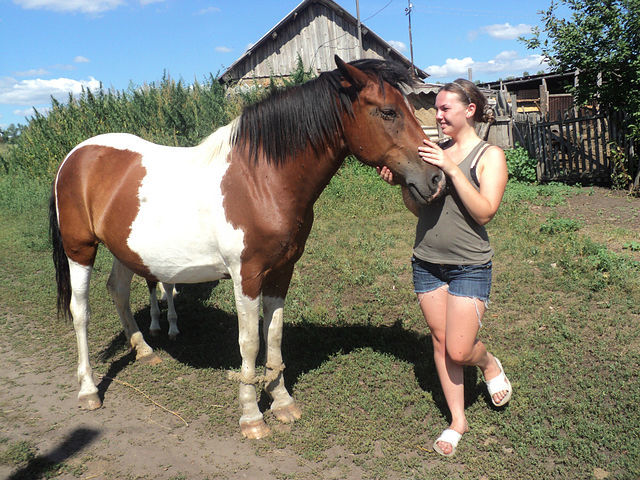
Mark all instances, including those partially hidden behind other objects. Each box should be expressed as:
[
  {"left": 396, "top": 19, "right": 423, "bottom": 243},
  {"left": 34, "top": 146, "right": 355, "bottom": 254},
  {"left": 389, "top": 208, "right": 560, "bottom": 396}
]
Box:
[
  {"left": 0, "top": 124, "right": 22, "bottom": 144},
  {"left": 522, "top": 0, "right": 640, "bottom": 124},
  {"left": 521, "top": 0, "right": 640, "bottom": 186}
]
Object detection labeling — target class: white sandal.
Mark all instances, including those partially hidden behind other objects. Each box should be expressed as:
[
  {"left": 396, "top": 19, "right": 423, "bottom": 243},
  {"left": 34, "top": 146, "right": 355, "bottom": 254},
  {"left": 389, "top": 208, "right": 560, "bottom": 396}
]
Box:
[
  {"left": 486, "top": 357, "right": 512, "bottom": 407},
  {"left": 433, "top": 428, "right": 463, "bottom": 457}
]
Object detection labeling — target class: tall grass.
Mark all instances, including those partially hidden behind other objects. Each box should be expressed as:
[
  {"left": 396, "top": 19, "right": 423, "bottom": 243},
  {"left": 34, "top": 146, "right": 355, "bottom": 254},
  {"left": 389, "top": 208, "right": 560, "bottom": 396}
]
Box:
[{"left": 1, "top": 74, "right": 240, "bottom": 179}]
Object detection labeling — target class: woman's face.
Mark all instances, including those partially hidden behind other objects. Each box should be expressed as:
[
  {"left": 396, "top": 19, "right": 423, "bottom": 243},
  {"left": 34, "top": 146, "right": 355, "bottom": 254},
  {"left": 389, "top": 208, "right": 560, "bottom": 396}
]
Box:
[{"left": 435, "top": 90, "right": 473, "bottom": 136}]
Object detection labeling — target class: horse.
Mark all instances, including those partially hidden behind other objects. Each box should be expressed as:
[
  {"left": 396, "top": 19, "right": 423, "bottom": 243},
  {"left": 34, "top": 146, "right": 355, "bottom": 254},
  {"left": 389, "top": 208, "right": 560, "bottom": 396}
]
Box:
[
  {"left": 49, "top": 55, "right": 446, "bottom": 439},
  {"left": 146, "top": 280, "right": 179, "bottom": 339}
]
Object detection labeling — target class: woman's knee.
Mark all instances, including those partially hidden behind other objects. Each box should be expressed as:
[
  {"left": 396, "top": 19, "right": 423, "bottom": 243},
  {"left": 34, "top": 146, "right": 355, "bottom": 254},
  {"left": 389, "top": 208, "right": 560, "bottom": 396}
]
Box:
[{"left": 446, "top": 343, "right": 474, "bottom": 365}]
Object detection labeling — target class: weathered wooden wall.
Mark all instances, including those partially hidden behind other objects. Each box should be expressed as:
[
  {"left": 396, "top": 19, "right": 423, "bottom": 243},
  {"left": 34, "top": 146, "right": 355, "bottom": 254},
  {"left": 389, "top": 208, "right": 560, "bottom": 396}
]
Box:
[{"left": 231, "top": 3, "right": 391, "bottom": 81}]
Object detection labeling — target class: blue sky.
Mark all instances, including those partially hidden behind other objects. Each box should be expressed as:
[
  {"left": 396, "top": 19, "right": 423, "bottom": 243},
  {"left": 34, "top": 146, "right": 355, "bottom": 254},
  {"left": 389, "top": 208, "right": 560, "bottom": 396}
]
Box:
[{"left": 0, "top": 0, "right": 564, "bottom": 128}]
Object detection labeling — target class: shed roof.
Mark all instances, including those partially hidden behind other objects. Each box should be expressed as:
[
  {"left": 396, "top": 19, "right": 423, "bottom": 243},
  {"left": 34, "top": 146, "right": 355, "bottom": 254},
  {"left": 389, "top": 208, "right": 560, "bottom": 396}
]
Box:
[
  {"left": 220, "top": 0, "right": 428, "bottom": 82},
  {"left": 478, "top": 70, "right": 577, "bottom": 93}
]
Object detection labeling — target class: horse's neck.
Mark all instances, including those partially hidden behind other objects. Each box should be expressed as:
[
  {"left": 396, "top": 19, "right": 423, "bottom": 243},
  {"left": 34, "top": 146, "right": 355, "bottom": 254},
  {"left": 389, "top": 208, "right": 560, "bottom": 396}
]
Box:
[{"left": 278, "top": 145, "right": 349, "bottom": 209}]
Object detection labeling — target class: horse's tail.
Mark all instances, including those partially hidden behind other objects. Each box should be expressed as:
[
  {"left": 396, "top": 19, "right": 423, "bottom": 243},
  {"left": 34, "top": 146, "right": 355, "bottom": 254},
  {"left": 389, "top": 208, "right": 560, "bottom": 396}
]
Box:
[{"left": 49, "top": 189, "right": 72, "bottom": 321}]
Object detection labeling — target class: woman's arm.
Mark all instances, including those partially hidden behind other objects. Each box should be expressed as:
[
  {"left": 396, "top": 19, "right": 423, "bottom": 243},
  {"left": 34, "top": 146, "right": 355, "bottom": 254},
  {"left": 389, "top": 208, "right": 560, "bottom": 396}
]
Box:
[{"left": 376, "top": 166, "right": 420, "bottom": 217}]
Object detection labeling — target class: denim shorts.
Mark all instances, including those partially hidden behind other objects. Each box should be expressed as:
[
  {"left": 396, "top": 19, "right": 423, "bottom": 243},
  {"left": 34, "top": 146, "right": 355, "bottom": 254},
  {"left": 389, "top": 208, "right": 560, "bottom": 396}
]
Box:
[{"left": 411, "top": 256, "right": 492, "bottom": 302}]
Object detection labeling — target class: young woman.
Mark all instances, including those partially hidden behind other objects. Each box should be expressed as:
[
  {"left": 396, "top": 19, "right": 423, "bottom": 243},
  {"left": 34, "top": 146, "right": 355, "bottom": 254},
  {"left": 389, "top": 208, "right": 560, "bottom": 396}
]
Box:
[{"left": 378, "top": 78, "right": 511, "bottom": 457}]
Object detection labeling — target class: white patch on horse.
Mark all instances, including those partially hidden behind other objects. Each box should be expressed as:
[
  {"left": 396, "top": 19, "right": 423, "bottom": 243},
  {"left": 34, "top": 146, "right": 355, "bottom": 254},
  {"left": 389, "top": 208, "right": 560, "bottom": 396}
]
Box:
[{"left": 101, "top": 124, "right": 245, "bottom": 285}]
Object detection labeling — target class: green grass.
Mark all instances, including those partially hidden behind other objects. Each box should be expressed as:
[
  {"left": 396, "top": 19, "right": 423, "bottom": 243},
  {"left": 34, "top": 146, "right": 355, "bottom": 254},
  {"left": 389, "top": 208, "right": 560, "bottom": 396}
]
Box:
[{"left": 1, "top": 167, "right": 639, "bottom": 479}]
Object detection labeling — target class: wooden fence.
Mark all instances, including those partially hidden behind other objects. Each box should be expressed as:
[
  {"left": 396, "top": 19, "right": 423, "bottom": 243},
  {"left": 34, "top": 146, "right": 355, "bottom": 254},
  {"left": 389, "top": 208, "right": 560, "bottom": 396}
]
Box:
[{"left": 513, "top": 109, "right": 637, "bottom": 185}]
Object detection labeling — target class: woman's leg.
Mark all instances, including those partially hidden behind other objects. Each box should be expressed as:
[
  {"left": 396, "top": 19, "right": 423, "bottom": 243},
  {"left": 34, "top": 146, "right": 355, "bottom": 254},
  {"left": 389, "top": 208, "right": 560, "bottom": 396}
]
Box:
[
  {"left": 419, "top": 287, "right": 469, "bottom": 456},
  {"left": 445, "top": 295, "right": 509, "bottom": 405}
]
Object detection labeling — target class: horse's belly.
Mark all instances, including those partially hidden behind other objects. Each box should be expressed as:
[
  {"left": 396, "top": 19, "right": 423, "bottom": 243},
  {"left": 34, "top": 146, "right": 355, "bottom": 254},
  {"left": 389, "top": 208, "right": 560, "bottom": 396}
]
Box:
[
  {"left": 147, "top": 260, "right": 231, "bottom": 284},
  {"left": 125, "top": 160, "right": 244, "bottom": 284}
]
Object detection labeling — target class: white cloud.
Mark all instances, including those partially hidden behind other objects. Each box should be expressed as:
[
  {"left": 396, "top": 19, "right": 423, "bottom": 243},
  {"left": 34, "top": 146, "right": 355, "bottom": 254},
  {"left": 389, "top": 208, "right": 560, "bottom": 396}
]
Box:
[
  {"left": 140, "top": 0, "right": 165, "bottom": 4},
  {"left": 215, "top": 46, "right": 232, "bottom": 53},
  {"left": 0, "top": 76, "right": 101, "bottom": 106},
  {"left": 426, "top": 52, "right": 548, "bottom": 79},
  {"left": 14, "top": 68, "right": 50, "bottom": 77},
  {"left": 74, "top": 56, "right": 90, "bottom": 63},
  {"left": 426, "top": 57, "right": 474, "bottom": 78},
  {"left": 196, "top": 6, "right": 220, "bottom": 15},
  {"left": 13, "top": 106, "right": 42, "bottom": 117},
  {"left": 388, "top": 40, "right": 407, "bottom": 53},
  {"left": 480, "top": 23, "right": 533, "bottom": 40},
  {"left": 12, "top": 0, "right": 125, "bottom": 13}
]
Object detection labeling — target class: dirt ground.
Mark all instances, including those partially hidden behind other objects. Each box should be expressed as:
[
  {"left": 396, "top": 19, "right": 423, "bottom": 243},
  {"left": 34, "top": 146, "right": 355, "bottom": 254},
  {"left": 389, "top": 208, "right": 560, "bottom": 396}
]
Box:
[
  {"left": 0, "top": 337, "right": 331, "bottom": 480},
  {"left": 535, "top": 186, "right": 640, "bottom": 262},
  {"left": 1, "top": 187, "right": 638, "bottom": 480}
]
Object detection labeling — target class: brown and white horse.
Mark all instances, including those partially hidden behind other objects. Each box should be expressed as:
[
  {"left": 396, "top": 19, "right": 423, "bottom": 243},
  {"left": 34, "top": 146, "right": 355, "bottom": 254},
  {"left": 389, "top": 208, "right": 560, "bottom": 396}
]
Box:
[{"left": 50, "top": 56, "right": 446, "bottom": 439}]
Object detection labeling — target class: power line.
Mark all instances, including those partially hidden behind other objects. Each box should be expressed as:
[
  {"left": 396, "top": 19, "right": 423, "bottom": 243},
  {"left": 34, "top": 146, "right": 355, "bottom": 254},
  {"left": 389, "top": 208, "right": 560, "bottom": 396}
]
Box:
[{"left": 363, "top": 0, "right": 394, "bottom": 22}]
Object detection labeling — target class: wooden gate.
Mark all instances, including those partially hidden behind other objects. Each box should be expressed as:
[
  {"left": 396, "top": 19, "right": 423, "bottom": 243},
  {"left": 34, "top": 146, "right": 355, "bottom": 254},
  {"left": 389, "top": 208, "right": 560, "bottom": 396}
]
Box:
[{"left": 513, "top": 109, "right": 635, "bottom": 185}]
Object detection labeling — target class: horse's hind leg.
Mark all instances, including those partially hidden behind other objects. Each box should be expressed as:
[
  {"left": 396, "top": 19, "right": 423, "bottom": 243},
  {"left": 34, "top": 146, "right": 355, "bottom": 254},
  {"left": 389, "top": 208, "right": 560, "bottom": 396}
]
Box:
[
  {"left": 163, "top": 283, "right": 179, "bottom": 340},
  {"left": 147, "top": 280, "right": 162, "bottom": 337},
  {"left": 148, "top": 281, "right": 178, "bottom": 339},
  {"left": 107, "top": 259, "right": 160, "bottom": 365},
  {"left": 69, "top": 259, "right": 102, "bottom": 410}
]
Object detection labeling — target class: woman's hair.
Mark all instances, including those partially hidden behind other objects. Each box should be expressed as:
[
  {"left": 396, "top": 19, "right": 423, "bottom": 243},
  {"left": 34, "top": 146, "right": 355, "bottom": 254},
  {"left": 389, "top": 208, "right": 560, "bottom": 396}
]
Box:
[{"left": 440, "top": 78, "right": 495, "bottom": 124}]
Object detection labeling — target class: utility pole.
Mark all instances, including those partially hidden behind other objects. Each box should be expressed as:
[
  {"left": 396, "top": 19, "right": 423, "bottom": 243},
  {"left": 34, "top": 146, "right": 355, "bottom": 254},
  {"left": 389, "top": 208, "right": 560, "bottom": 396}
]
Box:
[
  {"left": 405, "top": 1, "right": 415, "bottom": 76},
  {"left": 356, "top": 0, "right": 363, "bottom": 59}
]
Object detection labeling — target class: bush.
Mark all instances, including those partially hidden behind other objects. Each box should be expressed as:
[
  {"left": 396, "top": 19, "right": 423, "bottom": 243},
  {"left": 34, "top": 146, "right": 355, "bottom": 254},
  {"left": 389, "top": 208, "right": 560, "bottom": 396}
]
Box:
[
  {"left": 505, "top": 145, "right": 537, "bottom": 183},
  {"left": 3, "top": 74, "right": 234, "bottom": 179}
]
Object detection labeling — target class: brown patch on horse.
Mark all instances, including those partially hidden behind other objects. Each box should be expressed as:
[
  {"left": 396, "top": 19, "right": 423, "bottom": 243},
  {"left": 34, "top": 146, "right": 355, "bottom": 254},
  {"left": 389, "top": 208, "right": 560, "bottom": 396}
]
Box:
[
  {"left": 221, "top": 144, "right": 339, "bottom": 299},
  {"left": 56, "top": 145, "right": 155, "bottom": 279}
]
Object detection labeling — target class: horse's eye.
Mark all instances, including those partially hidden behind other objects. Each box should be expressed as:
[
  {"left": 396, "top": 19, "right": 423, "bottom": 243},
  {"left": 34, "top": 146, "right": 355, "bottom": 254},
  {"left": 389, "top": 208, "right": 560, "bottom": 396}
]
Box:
[{"left": 380, "top": 108, "right": 397, "bottom": 120}]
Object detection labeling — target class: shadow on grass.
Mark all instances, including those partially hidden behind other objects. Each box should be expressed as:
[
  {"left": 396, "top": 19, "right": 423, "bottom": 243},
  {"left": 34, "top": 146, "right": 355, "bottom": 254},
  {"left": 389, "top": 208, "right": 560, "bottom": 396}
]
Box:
[
  {"left": 96, "top": 280, "right": 483, "bottom": 421},
  {"left": 6, "top": 428, "right": 100, "bottom": 480}
]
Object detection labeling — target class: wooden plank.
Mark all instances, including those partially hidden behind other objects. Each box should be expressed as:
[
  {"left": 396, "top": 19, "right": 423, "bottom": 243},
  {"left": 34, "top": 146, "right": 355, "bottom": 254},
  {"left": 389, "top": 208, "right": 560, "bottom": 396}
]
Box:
[
  {"left": 599, "top": 113, "right": 609, "bottom": 172},
  {"left": 577, "top": 113, "right": 586, "bottom": 173},
  {"left": 592, "top": 113, "right": 602, "bottom": 174},
  {"left": 585, "top": 115, "right": 594, "bottom": 173},
  {"left": 573, "top": 111, "right": 582, "bottom": 173}
]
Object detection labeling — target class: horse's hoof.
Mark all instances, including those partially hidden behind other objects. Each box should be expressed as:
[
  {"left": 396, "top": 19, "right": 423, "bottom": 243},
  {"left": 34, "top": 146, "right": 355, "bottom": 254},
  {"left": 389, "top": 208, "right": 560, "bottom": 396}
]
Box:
[
  {"left": 240, "top": 419, "right": 271, "bottom": 439},
  {"left": 168, "top": 333, "right": 178, "bottom": 341},
  {"left": 137, "top": 352, "right": 162, "bottom": 365},
  {"left": 149, "top": 328, "right": 161, "bottom": 338},
  {"left": 272, "top": 402, "right": 302, "bottom": 423},
  {"left": 78, "top": 392, "right": 102, "bottom": 410}
]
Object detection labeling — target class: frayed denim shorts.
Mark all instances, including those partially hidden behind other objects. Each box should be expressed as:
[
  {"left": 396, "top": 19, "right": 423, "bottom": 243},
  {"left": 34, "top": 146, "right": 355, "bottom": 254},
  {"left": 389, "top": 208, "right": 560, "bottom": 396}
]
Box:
[{"left": 411, "top": 256, "right": 492, "bottom": 303}]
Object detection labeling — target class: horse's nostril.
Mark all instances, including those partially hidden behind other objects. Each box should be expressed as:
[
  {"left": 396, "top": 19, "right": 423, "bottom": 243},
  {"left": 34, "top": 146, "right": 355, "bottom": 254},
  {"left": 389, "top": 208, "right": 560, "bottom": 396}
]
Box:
[{"left": 432, "top": 174, "right": 442, "bottom": 186}]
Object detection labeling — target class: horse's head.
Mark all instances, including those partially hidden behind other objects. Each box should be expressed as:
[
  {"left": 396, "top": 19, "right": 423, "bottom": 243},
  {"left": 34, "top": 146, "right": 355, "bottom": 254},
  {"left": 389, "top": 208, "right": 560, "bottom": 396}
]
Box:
[{"left": 335, "top": 56, "right": 446, "bottom": 205}]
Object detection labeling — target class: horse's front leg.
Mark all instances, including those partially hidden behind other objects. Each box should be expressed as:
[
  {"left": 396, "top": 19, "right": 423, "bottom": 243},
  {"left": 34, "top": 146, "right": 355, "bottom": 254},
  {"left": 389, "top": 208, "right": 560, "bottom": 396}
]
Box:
[
  {"left": 262, "top": 294, "right": 301, "bottom": 423},
  {"left": 232, "top": 285, "right": 269, "bottom": 439}
]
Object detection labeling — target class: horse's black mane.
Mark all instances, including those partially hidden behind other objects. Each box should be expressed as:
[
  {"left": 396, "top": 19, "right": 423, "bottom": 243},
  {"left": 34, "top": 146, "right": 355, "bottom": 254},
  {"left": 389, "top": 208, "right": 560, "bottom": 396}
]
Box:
[{"left": 234, "top": 58, "right": 416, "bottom": 165}]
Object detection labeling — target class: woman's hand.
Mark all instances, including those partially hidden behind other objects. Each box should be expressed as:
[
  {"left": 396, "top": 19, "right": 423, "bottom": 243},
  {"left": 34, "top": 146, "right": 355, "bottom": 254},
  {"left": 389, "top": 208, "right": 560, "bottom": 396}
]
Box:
[
  {"left": 418, "top": 139, "right": 456, "bottom": 176},
  {"left": 376, "top": 165, "right": 396, "bottom": 185}
]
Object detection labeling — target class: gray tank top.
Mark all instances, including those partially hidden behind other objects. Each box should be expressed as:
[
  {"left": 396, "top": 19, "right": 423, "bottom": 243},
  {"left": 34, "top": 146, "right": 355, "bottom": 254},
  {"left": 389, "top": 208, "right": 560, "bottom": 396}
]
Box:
[{"left": 413, "top": 141, "right": 493, "bottom": 265}]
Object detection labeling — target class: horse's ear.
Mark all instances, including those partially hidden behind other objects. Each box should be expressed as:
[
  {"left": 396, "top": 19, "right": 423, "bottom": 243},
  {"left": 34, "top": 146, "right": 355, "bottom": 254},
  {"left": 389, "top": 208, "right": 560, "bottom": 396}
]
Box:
[{"left": 335, "top": 55, "right": 369, "bottom": 90}]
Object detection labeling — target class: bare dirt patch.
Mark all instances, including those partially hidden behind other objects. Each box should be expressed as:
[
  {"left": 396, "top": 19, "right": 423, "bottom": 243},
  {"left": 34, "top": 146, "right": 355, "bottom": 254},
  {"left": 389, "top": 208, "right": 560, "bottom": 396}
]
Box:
[
  {"left": 537, "top": 186, "right": 640, "bottom": 261},
  {"left": 0, "top": 335, "right": 361, "bottom": 480}
]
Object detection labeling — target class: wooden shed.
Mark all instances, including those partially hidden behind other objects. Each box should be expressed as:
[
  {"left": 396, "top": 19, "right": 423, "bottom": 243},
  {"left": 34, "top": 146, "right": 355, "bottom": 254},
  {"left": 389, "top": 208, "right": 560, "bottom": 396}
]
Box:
[
  {"left": 478, "top": 71, "right": 577, "bottom": 121},
  {"left": 219, "top": 0, "right": 428, "bottom": 84}
]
